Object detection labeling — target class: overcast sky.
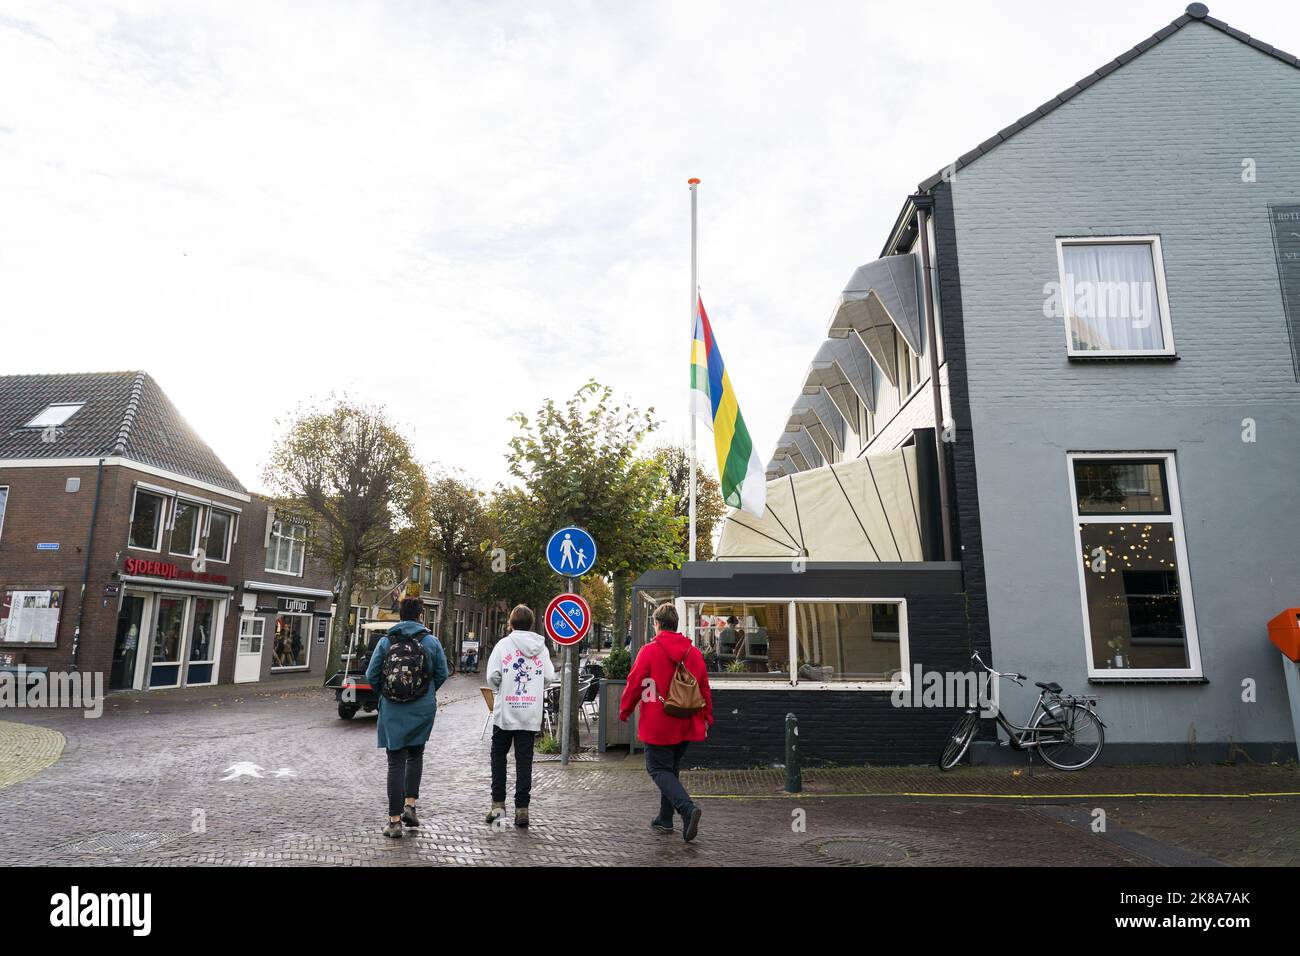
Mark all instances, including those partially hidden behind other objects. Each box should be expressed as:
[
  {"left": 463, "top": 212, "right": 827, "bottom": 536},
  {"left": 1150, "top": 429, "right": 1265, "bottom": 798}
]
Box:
[{"left": 4, "top": 0, "right": 1298, "bottom": 494}]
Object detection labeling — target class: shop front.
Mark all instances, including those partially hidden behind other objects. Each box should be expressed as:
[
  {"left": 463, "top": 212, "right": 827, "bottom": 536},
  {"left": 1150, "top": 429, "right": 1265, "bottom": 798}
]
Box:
[
  {"left": 239, "top": 581, "right": 334, "bottom": 683},
  {"left": 110, "top": 560, "right": 234, "bottom": 690}
]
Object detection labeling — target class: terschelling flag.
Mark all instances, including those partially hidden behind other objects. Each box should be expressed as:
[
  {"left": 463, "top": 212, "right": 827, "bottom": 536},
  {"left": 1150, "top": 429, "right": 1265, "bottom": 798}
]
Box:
[{"left": 690, "top": 295, "right": 767, "bottom": 516}]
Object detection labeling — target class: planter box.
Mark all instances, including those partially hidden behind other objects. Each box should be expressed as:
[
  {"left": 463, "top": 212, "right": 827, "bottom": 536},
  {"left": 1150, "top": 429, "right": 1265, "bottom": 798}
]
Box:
[{"left": 598, "top": 678, "right": 631, "bottom": 751}]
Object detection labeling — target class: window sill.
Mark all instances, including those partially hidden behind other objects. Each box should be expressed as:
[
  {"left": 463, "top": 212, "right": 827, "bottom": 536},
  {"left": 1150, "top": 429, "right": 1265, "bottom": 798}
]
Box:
[
  {"left": 1068, "top": 352, "right": 1179, "bottom": 363},
  {"left": 1087, "top": 676, "right": 1207, "bottom": 685}
]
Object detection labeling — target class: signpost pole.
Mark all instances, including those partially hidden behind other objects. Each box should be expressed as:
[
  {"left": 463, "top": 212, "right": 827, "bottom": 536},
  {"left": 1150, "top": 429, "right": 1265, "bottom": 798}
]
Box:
[{"left": 560, "top": 575, "right": 575, "bottom": 766}]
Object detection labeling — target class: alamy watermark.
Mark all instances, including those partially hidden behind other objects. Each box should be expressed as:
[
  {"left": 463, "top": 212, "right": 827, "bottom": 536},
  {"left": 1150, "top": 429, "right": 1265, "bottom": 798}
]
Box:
[
  {"left": 0, "top": 667, "right": 104, "bottom": 718},
  {"left": 890, "top": 663, "right": 1000, "bottom": 717}
]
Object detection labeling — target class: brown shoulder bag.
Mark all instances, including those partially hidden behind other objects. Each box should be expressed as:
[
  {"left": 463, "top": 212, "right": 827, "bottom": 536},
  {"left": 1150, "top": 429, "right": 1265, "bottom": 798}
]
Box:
[{"left": 656, "top": 641, "right": 706, "bottom": 718}]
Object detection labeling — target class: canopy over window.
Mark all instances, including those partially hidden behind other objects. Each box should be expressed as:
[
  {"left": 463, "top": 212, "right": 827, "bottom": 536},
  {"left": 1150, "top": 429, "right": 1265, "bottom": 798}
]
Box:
[
  {"left": 827, "top": 253, "right": 923, "bottom": 387},
  {"left": 717, "top": 447, "right": 923, "bottom": 561},
  {"left": 786, "top": 391, "right": 845, "bottom": 457},
  {"left": 803, "top": 335, "right": 877, "bottom": 429}
]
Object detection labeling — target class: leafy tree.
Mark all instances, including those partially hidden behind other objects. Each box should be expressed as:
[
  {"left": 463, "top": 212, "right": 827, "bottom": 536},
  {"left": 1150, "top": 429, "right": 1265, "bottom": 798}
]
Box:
[
  {"left": 652, "top": 443, "right": 727, "bottom": 562},
  {"left": 419, "top": 468, "right": 494, "bottom": 659},
  {"left": 499, "top": 380, "right": 683, "bottom": 749},
  {"left": 580, "top": 574, "right": 614, "bottom": 646},
  {"left": 262, "top": 400, "right": 423, "bottom": 674}
]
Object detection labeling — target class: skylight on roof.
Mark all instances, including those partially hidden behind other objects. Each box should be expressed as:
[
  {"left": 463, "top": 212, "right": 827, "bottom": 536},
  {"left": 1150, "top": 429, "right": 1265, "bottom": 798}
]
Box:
[{"left": 25, "top": 403, "right": 84, "bottom": 429}]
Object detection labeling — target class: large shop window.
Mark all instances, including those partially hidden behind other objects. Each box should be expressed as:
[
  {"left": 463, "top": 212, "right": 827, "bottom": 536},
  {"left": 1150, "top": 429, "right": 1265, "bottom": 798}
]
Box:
[
  {"left": 129, "top": 490, "right": 166, "bottom": 550},
  {"left": 1070, "top": 454, "right": 1201, "bottom": 678},
  {"left": 267, "top": 520, "right": 306, "bottom": 575},
  {"left": 686, "top": 599, "right": 907, "bottom": 688},
  {"left": 149, "top": 597, "right": 186, "bottom": 687},
  {"left": 187, "top": 598, "right": 218, "bottom": 684},
  {"left": 1057, "top": 237, "right": 1174, "bottom": 356},
  {"left": 272, "top": 614, "right": 310, "bottom": 669}
]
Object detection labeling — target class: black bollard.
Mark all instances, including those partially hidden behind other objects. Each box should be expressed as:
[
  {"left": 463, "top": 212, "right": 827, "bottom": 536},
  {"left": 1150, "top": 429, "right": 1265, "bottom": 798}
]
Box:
[{"left": 784, "top": 712, "right": 802, "bottom": 793}]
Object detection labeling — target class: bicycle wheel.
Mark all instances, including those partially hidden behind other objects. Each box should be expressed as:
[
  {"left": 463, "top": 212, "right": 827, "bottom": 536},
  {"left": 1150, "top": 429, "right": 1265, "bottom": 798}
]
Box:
[
  {"left": 939, "top": 711, "right": 980, "bottom": 770},
  {"left": 1032, "top": 702, "right": 1104, "bottom": 770}
]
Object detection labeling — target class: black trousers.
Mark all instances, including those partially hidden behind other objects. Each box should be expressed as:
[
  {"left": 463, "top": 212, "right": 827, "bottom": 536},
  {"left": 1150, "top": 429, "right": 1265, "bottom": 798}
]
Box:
[
  {"left": 386, "top": 745, "right": 425, "bottom": 817},
  {"left": 490, "top": 727, "right": 535, "bottom": 808},
  {"left": 644, "top": 741, "right": 694, "bottom": 822}
]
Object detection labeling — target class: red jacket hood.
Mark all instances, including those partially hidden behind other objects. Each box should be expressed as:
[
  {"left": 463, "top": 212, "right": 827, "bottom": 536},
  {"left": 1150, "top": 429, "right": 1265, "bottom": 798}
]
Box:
[{"left": 649, "top": 630, "right": 693, "bottom": 658}]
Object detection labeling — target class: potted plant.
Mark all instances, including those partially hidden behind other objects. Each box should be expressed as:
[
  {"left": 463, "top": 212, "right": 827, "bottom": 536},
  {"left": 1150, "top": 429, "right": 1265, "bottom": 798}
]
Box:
[{"left": 598, "top": 645, "right": 633, "bottom": 751}]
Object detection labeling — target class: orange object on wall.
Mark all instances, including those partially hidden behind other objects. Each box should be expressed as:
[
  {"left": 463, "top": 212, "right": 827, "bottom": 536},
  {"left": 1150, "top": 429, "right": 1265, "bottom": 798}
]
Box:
[{"left": 1267, "top": 608, "right": 1300, "bottom": 663}]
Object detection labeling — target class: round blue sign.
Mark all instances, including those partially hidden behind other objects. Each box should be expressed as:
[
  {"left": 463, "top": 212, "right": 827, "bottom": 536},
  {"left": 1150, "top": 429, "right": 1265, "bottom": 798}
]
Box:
[{"left": 546, "top": 526, "right": 597, "bottom": 578}]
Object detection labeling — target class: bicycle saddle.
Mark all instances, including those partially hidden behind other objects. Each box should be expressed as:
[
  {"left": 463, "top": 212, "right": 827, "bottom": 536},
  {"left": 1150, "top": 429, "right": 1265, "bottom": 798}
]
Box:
[{"left": 1035, "top": 681, "right": 1063, "bottom": 694}]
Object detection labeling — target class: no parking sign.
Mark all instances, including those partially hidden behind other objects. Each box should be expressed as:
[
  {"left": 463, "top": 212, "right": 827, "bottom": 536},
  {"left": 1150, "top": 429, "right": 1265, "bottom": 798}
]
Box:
[{"left": 544, "top": 593, "right": 591, "bottom": 646}]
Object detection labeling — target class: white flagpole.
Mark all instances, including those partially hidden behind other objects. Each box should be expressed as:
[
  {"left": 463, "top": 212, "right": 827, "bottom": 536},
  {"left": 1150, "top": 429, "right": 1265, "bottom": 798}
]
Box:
[{"left": 688, "top": 177, "right": 699, "bottom": 563}]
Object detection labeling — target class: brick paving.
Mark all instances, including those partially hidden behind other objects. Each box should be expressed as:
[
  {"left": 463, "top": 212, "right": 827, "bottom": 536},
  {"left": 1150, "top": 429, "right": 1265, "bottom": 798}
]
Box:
[
  {"left": 0, "top": 720, "right": 64, "bottom": 789},
  {"left": 0, "top": 676, "right": 1296, "bottom": 866}
]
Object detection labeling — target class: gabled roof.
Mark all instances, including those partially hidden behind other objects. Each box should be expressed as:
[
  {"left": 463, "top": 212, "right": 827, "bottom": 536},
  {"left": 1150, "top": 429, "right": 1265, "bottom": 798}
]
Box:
[
  {"left": 918, "top": 4, "right": 1300, "bottom": 191},
  {"left": 0, "top": 371, "right": 246, "bottom": 494}
]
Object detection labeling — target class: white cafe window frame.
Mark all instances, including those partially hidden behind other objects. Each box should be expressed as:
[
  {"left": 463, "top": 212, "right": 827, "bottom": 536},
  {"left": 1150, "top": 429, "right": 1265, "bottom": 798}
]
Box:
[
  {"left": 682, "top": 597, "right": 910, "bottom": 692},
  {"left": 127, "top": 488, "right": 166, "bottom": 553},
  {"left": 1066, "top": 452, "right": 1202, "bottom": 679},
  {"left": 1056, "top": 235, "right": 1176, "bottom": 357}
]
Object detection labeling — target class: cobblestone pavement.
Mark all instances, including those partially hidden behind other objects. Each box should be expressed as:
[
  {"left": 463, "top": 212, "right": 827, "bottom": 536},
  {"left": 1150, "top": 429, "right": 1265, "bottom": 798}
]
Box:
[
  {"left": 0, "top": 720, "right": 64, "bottom": 789},
  {"left": 0, "top": 676, "right": 1296, "bottom": 866}
]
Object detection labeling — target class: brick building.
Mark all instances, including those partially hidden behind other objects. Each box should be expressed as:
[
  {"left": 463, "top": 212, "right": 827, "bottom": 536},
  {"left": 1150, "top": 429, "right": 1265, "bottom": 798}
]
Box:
[{"left": 0, "top": 371, "right": 335, "bottom": 689}]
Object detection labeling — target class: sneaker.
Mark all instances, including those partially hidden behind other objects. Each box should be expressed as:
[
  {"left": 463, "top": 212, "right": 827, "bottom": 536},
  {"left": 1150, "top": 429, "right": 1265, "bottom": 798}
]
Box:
[
  {"left": 485, "top": 802, "right": 506, "bottom": 825},
  {"left": 515, "top": 807, "right": 529, "bottom": 829},
  {"left": 400, "top": 804, "right": 420, "bottom": 828},
  {"left": 382, "top": 821, "right": 404, "bottom": 839},
  {"left": 651, "top": 817, "right": 674, "bottom": 834},
  {"left": 682, "top": 806, "right": 702, "bottom": 843}
]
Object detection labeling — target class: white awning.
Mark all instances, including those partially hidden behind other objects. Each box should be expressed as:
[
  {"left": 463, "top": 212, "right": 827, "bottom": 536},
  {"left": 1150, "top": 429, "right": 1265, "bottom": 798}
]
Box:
[
  {"left": 716, "top": 447, "right": 923, "bottom": 561},
  {"left": 827, "top": 253, "right": 923, "bottom": 387},
  {"left": 803, "top": 335, "right": 878, "bottom": 427},
  {"left": 786, "top": 391, "right": 846, "bottom": 454}
]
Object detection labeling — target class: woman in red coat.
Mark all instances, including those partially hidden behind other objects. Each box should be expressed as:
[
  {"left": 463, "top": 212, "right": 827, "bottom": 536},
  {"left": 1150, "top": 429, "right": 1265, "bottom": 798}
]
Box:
[{"left": 619, "top": 603, "right": 713, "bottom": 842}]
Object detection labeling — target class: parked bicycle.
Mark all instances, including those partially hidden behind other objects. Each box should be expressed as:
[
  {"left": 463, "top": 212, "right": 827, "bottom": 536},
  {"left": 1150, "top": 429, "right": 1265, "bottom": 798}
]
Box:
[{"left": 939, "top": 650, "right": 1106, "bottom": 771}]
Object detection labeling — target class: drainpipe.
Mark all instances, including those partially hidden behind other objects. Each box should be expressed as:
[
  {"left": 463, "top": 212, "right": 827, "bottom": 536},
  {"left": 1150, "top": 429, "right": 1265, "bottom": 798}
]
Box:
[
  {"left": 70, "top": 458, "right": 106, "bottom": 673},
  {"left": 914, "top": 197, "right": 954, "bottom": 562}
]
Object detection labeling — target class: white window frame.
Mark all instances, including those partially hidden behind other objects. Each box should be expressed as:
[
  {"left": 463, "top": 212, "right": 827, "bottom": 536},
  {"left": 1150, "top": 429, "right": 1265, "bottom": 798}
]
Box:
[
  {"left": 682, "top": 597, "right": 910, "bottom": 691},
  {"left": 0, "top": 485, "right": 8, "bottom": 542},
  {"left": 265, "top": 519, "right": 307, "bottom": 577},
  {"left": 182, "top": 596, "right": 224, "bottom": 687},
  {"left": 168, "top": 499, "right": 203, "bottom": 558},
  {"left": 127, "top": 488, "right": 166, "bottom": 553},
  {"left": 1067, "top": 452, "right": 1202, "bottom": 680},
  {"left": 203, "top": 508, "right": 235, "bottom": 564},
  {"left": 24, "top": 403, "right": 84, "bottom": 428},
  {"left": 1056, "top": 235, "right": 1176, "bottom": 358}
]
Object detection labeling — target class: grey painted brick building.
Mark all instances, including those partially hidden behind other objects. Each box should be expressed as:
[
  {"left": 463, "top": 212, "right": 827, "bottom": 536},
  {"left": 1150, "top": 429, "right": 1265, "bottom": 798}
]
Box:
[
  {"left": 940, "top": 6, "right": 1300, "bottom": 761},
  {"left": 662, "top": 5, "right": 1299, "bottom": 767}
]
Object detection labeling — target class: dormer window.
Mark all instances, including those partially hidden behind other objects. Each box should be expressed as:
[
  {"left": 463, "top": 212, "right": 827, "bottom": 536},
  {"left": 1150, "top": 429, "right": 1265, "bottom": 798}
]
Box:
[{"left": 24, "top": 403, "right": 84, "bottom": 428}]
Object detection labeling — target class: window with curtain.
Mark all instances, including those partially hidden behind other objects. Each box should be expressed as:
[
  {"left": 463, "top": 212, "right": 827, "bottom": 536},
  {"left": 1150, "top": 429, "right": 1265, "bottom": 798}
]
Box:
[
  {"left": 1059, "top": 238, "right": 1172, "bottom": 354},
  {"left": 267, "top": 520, "right": 306, "bottom": 575}
]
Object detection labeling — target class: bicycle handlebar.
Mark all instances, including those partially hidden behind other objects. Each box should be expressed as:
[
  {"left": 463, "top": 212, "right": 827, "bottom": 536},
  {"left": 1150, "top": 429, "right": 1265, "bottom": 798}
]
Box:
[{"left": 969, "top": 650, "right": 1026, "bottom": 685}]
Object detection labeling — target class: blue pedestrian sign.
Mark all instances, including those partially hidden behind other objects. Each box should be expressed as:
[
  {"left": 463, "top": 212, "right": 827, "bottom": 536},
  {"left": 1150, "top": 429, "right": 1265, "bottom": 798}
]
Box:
[{"left": 546, "top": 526, "right": 597, "bottom": 578}]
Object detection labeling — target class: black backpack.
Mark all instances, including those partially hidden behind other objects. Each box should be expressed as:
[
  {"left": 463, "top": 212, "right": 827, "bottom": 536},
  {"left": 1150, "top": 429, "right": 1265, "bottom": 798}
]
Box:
[{"left": 380, "top": 631, "right": 430, "bottom": 702}]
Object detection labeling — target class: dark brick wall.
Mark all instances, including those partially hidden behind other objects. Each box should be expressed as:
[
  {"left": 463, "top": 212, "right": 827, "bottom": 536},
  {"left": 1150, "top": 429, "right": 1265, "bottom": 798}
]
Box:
[{"left": 686, "top": 591, "right": 981, "bottom": 767}]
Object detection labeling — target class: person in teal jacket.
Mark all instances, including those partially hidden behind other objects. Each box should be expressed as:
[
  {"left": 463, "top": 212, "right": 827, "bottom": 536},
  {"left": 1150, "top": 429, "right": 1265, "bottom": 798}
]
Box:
[{"left": 366, "top": 598, "right": 449, "bottom": 838}]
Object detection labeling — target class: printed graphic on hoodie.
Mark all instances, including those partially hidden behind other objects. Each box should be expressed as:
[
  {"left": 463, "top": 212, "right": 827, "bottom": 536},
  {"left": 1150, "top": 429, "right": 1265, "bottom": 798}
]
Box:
[{"left": 503, "top": 649, "right": 545, "bottom": 707}]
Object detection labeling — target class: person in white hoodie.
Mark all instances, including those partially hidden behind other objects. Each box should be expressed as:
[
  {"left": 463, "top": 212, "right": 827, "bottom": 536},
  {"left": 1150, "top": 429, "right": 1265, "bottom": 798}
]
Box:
[{"left": 485, "top": 605, "right": 558, "bottom": 828}]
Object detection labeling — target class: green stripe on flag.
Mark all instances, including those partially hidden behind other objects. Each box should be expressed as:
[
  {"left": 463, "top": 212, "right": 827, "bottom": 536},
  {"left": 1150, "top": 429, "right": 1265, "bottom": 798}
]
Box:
[
  {"left": 720, "top": 409, "right": 755, "bottom": 507},
  {"left": 690, "top": 363, "right": 710, "bottom": 393}
]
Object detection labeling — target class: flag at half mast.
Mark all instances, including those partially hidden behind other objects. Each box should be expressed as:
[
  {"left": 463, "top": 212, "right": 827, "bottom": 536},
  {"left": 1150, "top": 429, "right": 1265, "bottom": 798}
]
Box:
[{"left": 690, "top": 295, "right": 767, "bottom": 517}]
